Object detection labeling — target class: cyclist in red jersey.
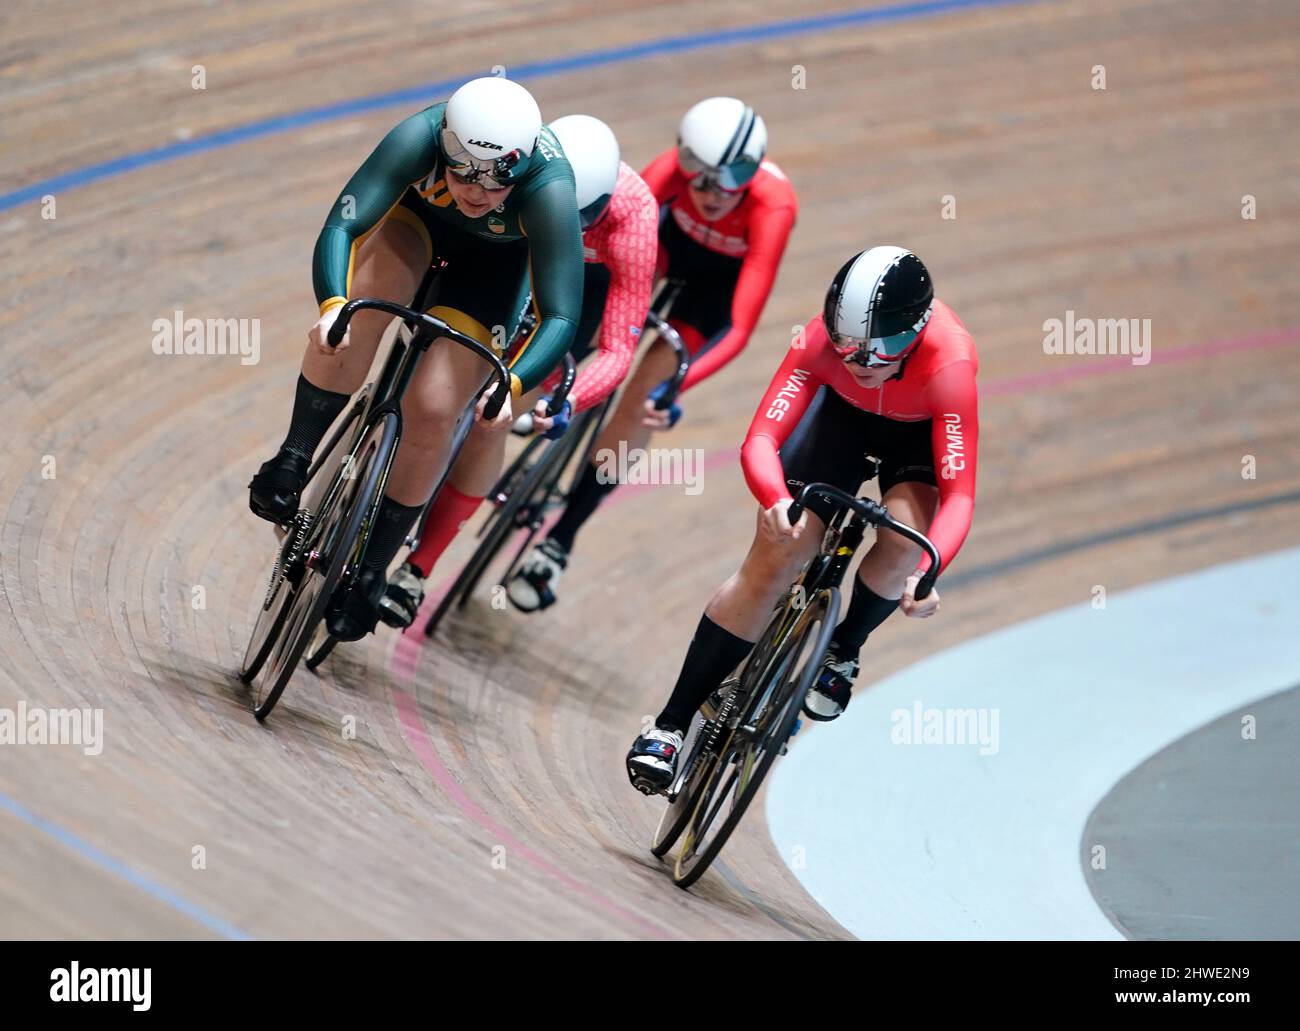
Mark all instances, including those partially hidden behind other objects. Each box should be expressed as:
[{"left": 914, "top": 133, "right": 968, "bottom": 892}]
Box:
[
  {"left": 507, "top": 96, "right": 799, "bottom": 613},
  {"left": 379, "top": 116, "right": 660, "bottom": 626},
  {"left": 626, "top": 248, "right": 980, "bottom": 791}
]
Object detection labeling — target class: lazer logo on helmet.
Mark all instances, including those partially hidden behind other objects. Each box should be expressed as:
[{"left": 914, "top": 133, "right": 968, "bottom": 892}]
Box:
[
  {"left": 766, "top": 369, "right": 810, "bottom": 422},
  {"left": 939, "top": 413, "right": 965, "bottom": 480},
  {"left": 467, "top": 139, "right": 503, "bottom": 150}
]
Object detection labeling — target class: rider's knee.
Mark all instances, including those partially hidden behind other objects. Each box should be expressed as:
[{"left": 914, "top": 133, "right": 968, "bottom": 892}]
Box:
[
  {"left": 742, "top": 538, "right": 808, "bottom": 590},
  {"left": 400, "top": 391, "right": 462, "bottom": 439},
  {"left": 866, "top": 531, "right": 922, "bottom": 578}
]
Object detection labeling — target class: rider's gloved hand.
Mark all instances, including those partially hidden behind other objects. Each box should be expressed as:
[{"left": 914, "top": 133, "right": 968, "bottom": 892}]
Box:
[
  {"left": 531, "top": 396, "right": 572, "bottom": 440},
  {"left": 643, "top": 379, "right": 682, "bottom": 429}
]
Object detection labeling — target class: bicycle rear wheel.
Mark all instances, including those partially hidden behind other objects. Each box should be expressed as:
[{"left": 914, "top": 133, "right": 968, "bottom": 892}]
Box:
[
  {"left": 671, "top": 588, "right": 839, "bottom": 888},
  {"left": 249, "top": 412, "right": 398, "bottom": 720}
]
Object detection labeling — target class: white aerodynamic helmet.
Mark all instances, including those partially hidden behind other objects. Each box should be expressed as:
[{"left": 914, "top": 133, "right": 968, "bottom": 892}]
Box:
[
  {"left": 549, "top": 114, "right": 621, "bottom": 229},
  {"left": 441, "top": 77, "right": 542, "bottom": 188},
  {"left": 676, "top": 96, "right": 767, "bottom": 191},
  {"left": 823, "top": 246, "right": 934, "bottom": 365}
]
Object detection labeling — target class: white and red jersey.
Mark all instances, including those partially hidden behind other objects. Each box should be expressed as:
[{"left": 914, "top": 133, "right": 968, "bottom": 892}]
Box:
[
  {"left": 541, "top": 161, "right": 658, "bottom": 414},
  {"left": 640, "top": 148, "right": 798, "bottom": 392},
  {"left": 741, "top": 301, "right": 980, "bottom": 573}
]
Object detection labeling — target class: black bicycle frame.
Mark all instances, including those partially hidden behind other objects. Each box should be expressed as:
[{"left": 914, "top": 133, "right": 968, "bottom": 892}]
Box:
[
  {"left": 788, "top": 482, "right": 943, "bottom": 599},
  {"left": 328, "top": 298, "right": 514, "bottom": 424}
]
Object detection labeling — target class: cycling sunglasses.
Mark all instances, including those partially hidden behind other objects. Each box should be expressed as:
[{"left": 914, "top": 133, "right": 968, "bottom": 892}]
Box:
[
  {"left": 677, "top": 146, "right": 759, "bottom": 193},
  {"left": 441, "top": 128, "right": 526, "bottom": 191}
]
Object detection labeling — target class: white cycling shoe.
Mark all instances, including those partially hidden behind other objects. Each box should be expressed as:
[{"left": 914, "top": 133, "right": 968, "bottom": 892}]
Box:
[
  {"left": 626, "top": 727, "right": 685, "bottom": 795},
  {"left": 802, "top": 653, "right": 858, "bottom": 722},
  {"left": 506, "top": 539, "right": 568, "bottom": 612},
  {"left": 377, "top": 561, "right": 425, "bottom": 629}
]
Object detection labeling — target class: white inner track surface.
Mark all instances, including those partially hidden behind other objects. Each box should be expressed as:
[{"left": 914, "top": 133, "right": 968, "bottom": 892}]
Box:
[{"left": 766, "top": 547, "right": 1300, "bottom": 940}]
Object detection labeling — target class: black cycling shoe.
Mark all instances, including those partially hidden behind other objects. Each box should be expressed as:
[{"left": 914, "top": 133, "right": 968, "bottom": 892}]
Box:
[
  {"left": 248, "top": 449, "right": 310, "bottom": 525},
  {"left": 325, "top": 567, "right": 388, "bottom": 642}
]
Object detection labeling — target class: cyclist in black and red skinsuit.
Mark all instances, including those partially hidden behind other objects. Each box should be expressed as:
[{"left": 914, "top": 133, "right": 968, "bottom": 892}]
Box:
[
  {"left": 506, "top": 96, "right": 799, "bottom": 613},
  {"left": 627, "top": 248, "right": 981, "bottom": 791}
]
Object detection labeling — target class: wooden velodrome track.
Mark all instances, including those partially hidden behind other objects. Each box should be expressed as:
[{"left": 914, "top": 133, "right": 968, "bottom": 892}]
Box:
[{"left": 2, "top": 0, "right": 1297, "bottom": 939}]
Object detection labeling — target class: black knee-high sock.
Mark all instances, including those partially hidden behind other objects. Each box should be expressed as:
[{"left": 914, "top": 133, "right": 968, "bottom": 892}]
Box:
[
  {"left": 548, "top": 461, "right": 618, "bottom": 553},
  {"left": 362, "top": 496, "right": 425, "bottom": 576},
  {"left": 830, "top": 577, "right": 900, "bottom": 657},
  {"left": 656, "top": 615, "right": 755, "bottom": 733},
  {"left": 280, "top": 373, "right": 350, "bottom": 459}
]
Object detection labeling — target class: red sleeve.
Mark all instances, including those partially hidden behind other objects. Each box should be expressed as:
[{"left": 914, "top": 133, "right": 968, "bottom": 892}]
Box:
[
  {"left": 568, "top": 205, "right": 658, "bottom": 413},
  {"left": 740, "top": 327, "right": 828, "bottom": 508},
  {"left": 680, "top": 203, "right": 796, "bottom": 392},
  {"left": 920, "top": 361, "right": 979, "bottom": 574},
  {"left": 639, "top": 149, "right": 681, "bottom": 204}
]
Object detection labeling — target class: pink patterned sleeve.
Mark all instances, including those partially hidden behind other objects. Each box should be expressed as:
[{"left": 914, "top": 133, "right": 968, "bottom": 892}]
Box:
[{"left": 564, "top": 164, "right": 660, "bottom": 413}]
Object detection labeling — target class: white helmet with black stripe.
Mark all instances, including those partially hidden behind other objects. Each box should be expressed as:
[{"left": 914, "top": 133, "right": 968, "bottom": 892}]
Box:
[
  {"left": 676, "top": 97, "right": 767, "bottom": 192},
  {"left": 823, "top": 246, "right": 934, "bottom": 365}
]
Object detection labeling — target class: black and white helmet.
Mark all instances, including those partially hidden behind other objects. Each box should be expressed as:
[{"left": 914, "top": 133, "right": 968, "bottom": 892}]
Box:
[{"left": 823, "top": 247, "right": 934, "bottom": 363}]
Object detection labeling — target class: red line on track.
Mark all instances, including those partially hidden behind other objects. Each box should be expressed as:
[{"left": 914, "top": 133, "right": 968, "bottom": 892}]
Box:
[{"left": 389, "top": 648, "right": 671, "bottom": 939}]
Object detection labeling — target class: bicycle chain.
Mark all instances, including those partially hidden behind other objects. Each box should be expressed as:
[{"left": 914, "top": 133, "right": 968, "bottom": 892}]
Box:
[
  {"left": 261, "top": 510, "right": 312, "bottom": 609},
  {"left": 701, "top": 687, "right": 740, "bottom": 754}
]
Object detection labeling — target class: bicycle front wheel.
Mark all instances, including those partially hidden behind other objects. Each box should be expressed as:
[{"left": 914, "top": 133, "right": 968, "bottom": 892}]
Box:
[
  {"left": 250, "top": 412, "right": 399, "bottom": 720},
  {"left": 671, "top": 587, "right": 839, "bottom": 888}
]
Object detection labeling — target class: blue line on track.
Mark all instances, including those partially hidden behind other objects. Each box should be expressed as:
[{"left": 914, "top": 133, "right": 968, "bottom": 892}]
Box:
[
  {"left": 0, "top": 791, "right": 254, "bottom": 940},
  {"left": 0, "top": 0, "right": 1033, "bottom": 213}
]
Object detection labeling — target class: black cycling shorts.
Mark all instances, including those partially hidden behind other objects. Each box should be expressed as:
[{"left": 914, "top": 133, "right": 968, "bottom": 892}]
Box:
[
  {"left": 779, "top": 387, "right": 937, "bottom": 525},
  {"left": 571, "top": 262, "right": 612, "bottom": 364},
  {"left": 656, "top": 210, "right": 739, "bottom": 346},
  {"left": 394, "top": 187, "right": 530, "bottom": 350}
]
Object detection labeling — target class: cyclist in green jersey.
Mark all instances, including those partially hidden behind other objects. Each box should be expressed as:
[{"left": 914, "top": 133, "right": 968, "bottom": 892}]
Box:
[{"left": 247, "top": 76, "right": 584, "bottom": 641}]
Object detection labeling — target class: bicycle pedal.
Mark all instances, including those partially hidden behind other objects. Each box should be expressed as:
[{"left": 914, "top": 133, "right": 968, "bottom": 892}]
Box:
[{"left": 631, "top": 777, "right": 659, "bottom": 797}]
